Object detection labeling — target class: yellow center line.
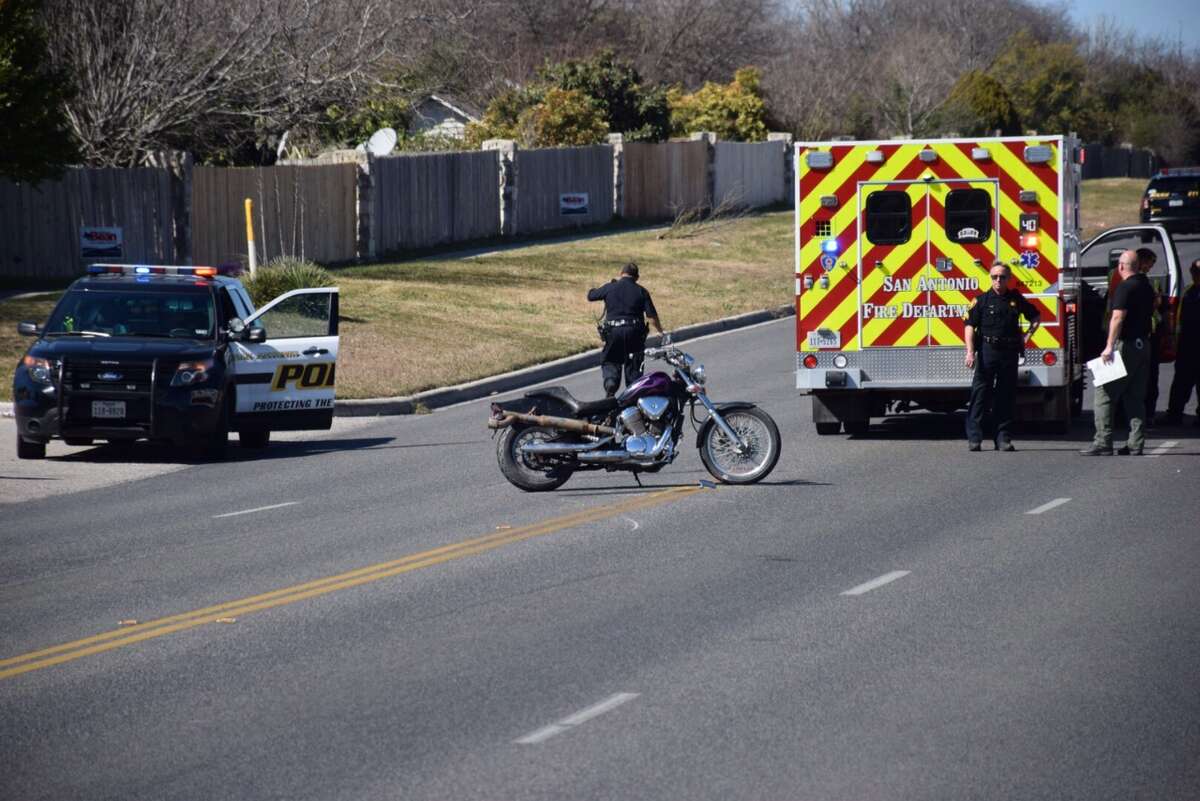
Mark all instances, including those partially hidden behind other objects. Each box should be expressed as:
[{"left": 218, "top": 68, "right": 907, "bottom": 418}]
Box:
[{"left": 0, "top": 485, "right": 703, "bottom": 680}]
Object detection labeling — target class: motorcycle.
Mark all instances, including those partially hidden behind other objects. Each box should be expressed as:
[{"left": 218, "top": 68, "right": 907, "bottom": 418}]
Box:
[{"left": 487, "top": 342, "right": 781, "bottom": 491}]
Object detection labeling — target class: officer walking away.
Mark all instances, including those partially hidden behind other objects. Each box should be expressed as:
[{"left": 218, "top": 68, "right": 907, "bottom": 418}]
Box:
[
  {"left": 1081, "top": 249, "right": 1156, "bottom": 455},
  {"left": 1136, "top": 247, "right": 1164, "bottom": 422},
  {"left": 964, "top": 260, "right": 1041, "bottom": 451},
  {"left": 1159, "top": 258, "right": 1200, "bottom": 427},
  {"left": 587, "top": 262, "right": 664, "bottom": 397}
]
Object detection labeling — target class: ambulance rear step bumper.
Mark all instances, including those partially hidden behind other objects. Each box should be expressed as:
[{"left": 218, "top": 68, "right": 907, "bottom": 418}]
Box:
[{"left": 796, "top": 348, "right": 1064, "bottom": 391}]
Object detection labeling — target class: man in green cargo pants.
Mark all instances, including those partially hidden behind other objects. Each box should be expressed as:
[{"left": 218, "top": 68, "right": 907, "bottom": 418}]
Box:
[{"left": 1081, "top": 250, "right": 1156, "bottom": 456}]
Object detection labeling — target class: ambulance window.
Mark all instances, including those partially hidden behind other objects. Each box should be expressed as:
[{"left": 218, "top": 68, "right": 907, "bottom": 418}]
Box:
[
  {"left": 865, "top": 191, "right": 911, "bottom": 245},
  {"left": 945, "top": 189, "right": 992, "bottom": 243}
]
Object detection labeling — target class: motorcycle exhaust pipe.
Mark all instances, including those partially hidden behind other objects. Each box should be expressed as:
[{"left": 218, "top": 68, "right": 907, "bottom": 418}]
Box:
[
  {"left": 488, "top": 410, "right": 614, "bottom": 437},
  {"left": 519, "top": 440, "right": 610, "bottom": 455},
  {"left": 577, "top": 429, "right": 674, "bottom": 463}
]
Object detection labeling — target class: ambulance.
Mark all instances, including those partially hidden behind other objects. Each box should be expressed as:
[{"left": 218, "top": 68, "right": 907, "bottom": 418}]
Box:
[{"left": 793, "top": 135, "right": 1083, "bottom": 434}]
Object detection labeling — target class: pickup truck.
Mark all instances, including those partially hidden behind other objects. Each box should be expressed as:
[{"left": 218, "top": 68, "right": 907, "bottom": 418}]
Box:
[{"left": 1077, "top": 223, "right": 1198, "bottom": 363}]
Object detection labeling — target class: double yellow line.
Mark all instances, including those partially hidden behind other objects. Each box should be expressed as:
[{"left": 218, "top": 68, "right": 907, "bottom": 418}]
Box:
[{"left": 0, "top": 485, "right": 702, "bottom": 681}]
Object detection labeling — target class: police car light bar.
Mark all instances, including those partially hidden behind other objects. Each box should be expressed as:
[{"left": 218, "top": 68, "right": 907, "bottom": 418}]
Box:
[{"left": 86, "top": 263, "right": 242, "bottom": 277}]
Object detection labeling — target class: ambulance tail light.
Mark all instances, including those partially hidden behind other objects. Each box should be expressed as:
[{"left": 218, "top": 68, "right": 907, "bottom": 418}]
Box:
[
  {"left": 802, "top": 354, "right": 818, "bottom": 369},
  {"left": 1021, "top": 233, "right": 1040, "bottom": 249},
  {"left": 1042, "top": 351, "right": 1057, "bottom": 366}
]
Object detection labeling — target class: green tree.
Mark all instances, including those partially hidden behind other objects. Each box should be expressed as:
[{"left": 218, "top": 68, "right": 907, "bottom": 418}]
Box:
[
  {"left": 668, "top": 67, "right": 768, "bottom": 142},
  {"left": 937, "top": 70, "right": 1021, "bottom": 136},
  {"left": 464, "top": 86, "right": 541, "bottom": 147},
  {"left": 537, "top": 50, "right": 670, "bottom": 142},
  {"left": 990, "top": 31, "right": 1092, "bottom": 135},
  {"left": 0, "top": 0, "right": 78, "bottom": 181},
  {"left": 517, "top": 87, "right": 608, "bottom": 147}
]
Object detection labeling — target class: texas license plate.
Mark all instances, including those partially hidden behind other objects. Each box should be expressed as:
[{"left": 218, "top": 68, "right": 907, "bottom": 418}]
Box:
[
  {"left": 92, "top": 400, "right": 125, "bottom": 419},
  {"left": 1169, "top": 199, "right": 1184, "bottom": 207},
  {"left": 807, "top": 330, "right": 841, "bottom": 349}
]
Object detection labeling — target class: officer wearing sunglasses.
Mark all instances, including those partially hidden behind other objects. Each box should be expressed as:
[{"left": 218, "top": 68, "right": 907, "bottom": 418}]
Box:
[{"left": 963, "top": 260, "right": 1041, "bottom": 451}]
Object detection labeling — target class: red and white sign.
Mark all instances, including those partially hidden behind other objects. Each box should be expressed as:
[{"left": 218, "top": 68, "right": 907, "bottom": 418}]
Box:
[{"left": 81, "top": 226, "right": 124, "bottom": 259}]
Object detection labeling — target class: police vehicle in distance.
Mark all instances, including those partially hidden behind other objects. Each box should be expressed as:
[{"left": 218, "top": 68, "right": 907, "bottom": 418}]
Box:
[
  {"left": 1141, "top": 167, "right": 1200, "bottom": 232},
  {"left": 12, "top": 264, "right": 339, "bottom": 460}
]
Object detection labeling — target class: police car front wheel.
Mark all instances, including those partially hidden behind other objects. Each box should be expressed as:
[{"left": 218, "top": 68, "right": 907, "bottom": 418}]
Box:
[{"left": 16, "top": 437, "right": 46, "bottom": 460}]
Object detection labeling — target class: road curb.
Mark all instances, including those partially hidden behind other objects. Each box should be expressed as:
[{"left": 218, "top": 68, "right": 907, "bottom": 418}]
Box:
[{"left": 335, "top": 304, "right": 795, "bottom": 417}]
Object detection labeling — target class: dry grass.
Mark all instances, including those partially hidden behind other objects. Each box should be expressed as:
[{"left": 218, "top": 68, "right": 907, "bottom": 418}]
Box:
[
  {"left": 1079, "top": 178, "right": 1144, "bottom": 241},
  {"left": 1, "top": 178, "right": 1145, "bottom": 401}
]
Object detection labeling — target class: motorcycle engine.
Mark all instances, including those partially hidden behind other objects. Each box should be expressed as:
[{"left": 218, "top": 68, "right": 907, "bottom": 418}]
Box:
[{"left": 618, "top": 397, "right": 670, "bottom": 456}]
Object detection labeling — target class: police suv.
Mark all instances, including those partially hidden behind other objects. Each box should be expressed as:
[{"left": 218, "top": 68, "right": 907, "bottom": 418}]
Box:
[{"left": 12, "top": 264, "right": 339, "bottom": 459}]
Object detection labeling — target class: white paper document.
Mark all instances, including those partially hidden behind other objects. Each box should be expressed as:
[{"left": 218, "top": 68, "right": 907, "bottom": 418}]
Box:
[{"left": 1087, "top": 351, "right": 1127, "bottom": 387}]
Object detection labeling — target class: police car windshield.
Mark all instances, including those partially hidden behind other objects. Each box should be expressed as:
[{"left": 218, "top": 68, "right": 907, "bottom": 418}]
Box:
[{"left": 44, "top": 290, "right": 215, "bottom": 339}]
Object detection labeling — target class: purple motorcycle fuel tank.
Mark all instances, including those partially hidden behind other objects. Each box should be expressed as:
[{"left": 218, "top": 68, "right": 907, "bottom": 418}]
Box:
[{"left": 616, "top": 371, "right": 674, "bottom": 406}]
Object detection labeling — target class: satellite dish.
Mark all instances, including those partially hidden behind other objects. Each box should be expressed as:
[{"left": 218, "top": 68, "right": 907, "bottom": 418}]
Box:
[{"left": 366, "top": 127, "right": 397, "bottom": 157}]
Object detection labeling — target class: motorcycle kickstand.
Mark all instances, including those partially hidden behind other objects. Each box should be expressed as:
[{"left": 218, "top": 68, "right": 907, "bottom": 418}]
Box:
[{"left": 632, "top": 470, "right": 644, "bottom": 488}]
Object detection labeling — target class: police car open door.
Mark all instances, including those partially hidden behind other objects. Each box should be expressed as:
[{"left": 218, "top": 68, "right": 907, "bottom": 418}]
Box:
[{"left": 232, "top": 288, "right": 339, "bottom": 431}]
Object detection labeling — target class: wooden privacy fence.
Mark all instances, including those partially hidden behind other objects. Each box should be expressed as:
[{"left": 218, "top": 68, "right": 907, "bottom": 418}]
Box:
[
  {"left": 0, "top": 167, "right": 183, "bottom": 280},
  {"left": 371, "top": 150, "right": 500, "bottom": 255},
  {"left": 621, "top": 141, "right": 709, "bottom": 221},
  {"left": 513, "top": 145, "right": 614, "bottom": 235},
  {"left": 191, "top": 164, "right": 358, "bottom": 266},
  {"left": 714, "top": 141, "right": 787, "bottom": 209}
]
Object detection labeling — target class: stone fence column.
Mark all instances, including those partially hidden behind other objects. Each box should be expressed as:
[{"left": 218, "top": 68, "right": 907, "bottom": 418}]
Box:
[
  {"left": 607, "top": 133, "right": 625, "bottom": 218},
  {"left": 768, "top": 132, "right": 794, "bottom": 208},
  {"left": 689, "top": 131, "right": 716, "bottom": 211},
  {"left": 482, "top": 139, "right": 517, "bottom": 237}
]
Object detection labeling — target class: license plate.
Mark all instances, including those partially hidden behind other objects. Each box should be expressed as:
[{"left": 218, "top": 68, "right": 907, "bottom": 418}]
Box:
[
  {"left": 1169, "top": 199, "right": 1184, "bottom": 207},
  {"left": 807, "top": 330, "right": 841, "bottom": 349},
  {"left": 92, "top": 400, "right": 125, "bottom": 419}
]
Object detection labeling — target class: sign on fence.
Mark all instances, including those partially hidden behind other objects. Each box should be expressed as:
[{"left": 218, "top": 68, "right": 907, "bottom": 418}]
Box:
[
  {"left": 80, "top": 226, "right": 124, "bottom": 259},
  {"left": 560, "top": 193, "right": 590, "bottom": 215}
]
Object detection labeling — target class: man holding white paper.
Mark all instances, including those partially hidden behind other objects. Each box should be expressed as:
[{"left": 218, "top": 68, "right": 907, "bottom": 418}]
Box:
[{"left": 1081, "top": 250, "right": 1156, "bottom": 456}]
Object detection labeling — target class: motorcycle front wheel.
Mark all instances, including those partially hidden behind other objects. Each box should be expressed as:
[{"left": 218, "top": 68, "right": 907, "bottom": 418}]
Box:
[
  {"left": 698, "top": 406, "right": 781, "bottom": 484},
  {"left": 497, "top": 425, "right": 574, "bottom": 492}
]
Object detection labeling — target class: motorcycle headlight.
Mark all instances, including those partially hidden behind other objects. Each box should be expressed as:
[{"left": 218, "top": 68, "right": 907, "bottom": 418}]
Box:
[
  {"left": 22, "top": 355, "right": 58, "bottom": 384},
  {"left": 691, "top": 363, "right": 706, "bottom": 384},
  {"left": 171, "top": 359, "right": 214, "bottom": 386}
]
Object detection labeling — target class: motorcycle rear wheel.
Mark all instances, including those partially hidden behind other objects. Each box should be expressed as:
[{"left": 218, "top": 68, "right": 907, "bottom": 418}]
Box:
[
  {"left": 497, "top": 425, "right": 574, "bottom": 492},
  {"left": 698, "top": 406, "right": 781, "bottom": 484}
]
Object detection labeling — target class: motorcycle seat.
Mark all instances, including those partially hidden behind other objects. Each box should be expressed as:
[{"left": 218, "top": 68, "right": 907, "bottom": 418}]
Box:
[{"left": 525, "top": 387, "right": 617, "bottom": 418}]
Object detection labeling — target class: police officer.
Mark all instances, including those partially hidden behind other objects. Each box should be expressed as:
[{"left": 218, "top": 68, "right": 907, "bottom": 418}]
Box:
[
  {"left": 587, "top": 262, "right": 664, "bottom": 397},
  {"left": 964, "top": 260, "right": 1041, "bottom": 451},
  {"left": 1136, "top": 247, "right": 1164, "bottom": 422},
  {"left": 1081, "top": 249, "right": 1156, "bottom": 456}
]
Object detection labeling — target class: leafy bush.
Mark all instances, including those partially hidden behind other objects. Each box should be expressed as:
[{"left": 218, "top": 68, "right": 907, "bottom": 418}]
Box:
[{"left": 242, "top": 258, "right": 333, "bottom": 307}]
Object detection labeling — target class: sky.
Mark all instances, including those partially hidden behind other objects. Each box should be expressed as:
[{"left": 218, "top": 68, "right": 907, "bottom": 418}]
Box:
[{"left": 1064, "top": 0, "right": 1200, "bottom": 48}]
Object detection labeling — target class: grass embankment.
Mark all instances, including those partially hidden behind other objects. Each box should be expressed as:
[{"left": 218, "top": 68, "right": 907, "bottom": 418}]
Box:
[{"left": 0, "top": 179, "right": 1144, "bottom": 401}]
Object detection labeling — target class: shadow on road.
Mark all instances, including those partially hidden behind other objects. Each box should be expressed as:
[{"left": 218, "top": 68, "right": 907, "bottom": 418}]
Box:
[{"left": 49, "top": 436, "right": 397, "bottom": 465}]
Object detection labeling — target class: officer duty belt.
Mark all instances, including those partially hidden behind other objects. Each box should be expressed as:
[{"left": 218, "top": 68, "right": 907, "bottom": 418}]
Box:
[
  {"left": 982, "top": 335, "right": 1022, "bottom": 347},
  {"left": 605, "top": 318, "right": 640, "bottom": 327}
]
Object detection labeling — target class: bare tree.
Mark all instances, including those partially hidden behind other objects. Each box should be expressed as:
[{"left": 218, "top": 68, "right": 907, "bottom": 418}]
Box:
[{"left": 42, "top": 0, "right": 425, "bottom": 165}]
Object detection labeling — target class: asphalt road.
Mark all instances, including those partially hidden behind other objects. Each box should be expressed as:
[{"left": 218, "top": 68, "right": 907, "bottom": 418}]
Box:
[{"left": 2, "top": 318, "right": 1199, "bottom": 801}]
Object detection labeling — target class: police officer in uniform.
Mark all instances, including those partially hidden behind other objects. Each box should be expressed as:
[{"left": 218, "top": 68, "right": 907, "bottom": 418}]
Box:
[
  {"left": 587, "top": 262, "right": 664, "bottom": 397},
  {"left": 1081, "top": 249, "right": 1156, "bottom": 455},
  {"left": 963, "top": 260, "right": 1041, "bottom": 451}
]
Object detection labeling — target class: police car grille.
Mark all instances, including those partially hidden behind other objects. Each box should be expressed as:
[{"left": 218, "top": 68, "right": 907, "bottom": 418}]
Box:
[
  {"left": 64, "top": 360, "right": 154, "bottom": 393},
  {"left": 62, "top": 358, "right": 155, "bottom": 424}
]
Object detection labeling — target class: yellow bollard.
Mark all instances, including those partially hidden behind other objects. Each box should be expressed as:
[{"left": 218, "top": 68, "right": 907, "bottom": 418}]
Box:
[{"left": 244, "top": 198, "right": 257, "bottom": 275}]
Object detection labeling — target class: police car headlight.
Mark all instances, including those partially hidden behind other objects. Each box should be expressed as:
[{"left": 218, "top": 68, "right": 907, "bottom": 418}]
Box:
[
  {"left": 22, "top": 355, "right": 58, "bottom": 384},
  {"left": 691, "top": 363, "right": 706, "bottom": 384},
  {"left": 171, "top": 359, "right": 213, "bottom": 386}
]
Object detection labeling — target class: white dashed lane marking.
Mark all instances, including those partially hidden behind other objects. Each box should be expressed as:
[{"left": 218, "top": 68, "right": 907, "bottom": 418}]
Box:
[
  {"left": 1146, "top": 440, "right": 1179, "bottom": 458},
  {"left": 1026, "top": 497, "right": 1071, "bottom": 515},
  {"left": 212, "top": 502, "right": 298, "bottom": 519},
  {"left": 515, "top": 693, "right": 640, "bottom": 744},
  {"left": 841, "top": 571, "right": 910, "bottom": 596}
]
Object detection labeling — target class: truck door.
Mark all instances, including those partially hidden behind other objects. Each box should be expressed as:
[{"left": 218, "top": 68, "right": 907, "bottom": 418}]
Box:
[
  {"left": 926, "top": 179, "right": 1000, "bottom": 346},
  {"left": 232, "top": 288, "right": 339, "bottom": 431},
  {"left": 857, "top": 181, "right": 930, "bottom": 348}
]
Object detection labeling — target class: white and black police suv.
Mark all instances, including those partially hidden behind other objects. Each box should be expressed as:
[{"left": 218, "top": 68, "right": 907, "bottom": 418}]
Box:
[{"left": 12, "top": 264, "right": 339, "bottom": 459}]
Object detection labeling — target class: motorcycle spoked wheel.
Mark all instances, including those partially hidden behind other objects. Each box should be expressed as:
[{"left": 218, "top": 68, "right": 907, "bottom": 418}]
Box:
[
  {"left": 698, "top": 407, "right": 781, "bottom": 485},
  {"left": 497, "top": 425, "right": 574, "bottom": 492}
]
